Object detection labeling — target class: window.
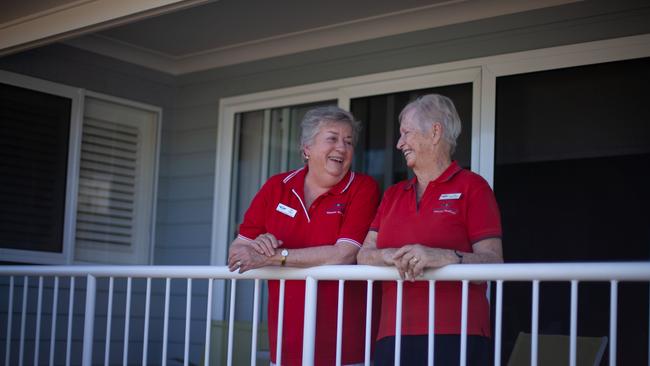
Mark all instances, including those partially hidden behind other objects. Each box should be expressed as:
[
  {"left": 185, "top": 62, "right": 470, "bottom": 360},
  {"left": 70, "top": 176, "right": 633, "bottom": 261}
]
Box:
[
  {"left": 0, "top": 71, "right": 160, "bottom": 264},
  {"left": 0, "top": 82, "right": 71, "bottom": 255}
]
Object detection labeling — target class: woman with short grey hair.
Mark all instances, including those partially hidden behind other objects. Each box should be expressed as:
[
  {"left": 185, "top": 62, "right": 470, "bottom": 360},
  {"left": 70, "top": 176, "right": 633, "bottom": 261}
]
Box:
[
  {"left": 228, "top": 105, "right": 379, "bottom": 365},
  {"left": 398, "top": 93, "right": 462, "bottom": 154},
  {"left": 359, "top": 94, "right": 503, "bottom": 366}
]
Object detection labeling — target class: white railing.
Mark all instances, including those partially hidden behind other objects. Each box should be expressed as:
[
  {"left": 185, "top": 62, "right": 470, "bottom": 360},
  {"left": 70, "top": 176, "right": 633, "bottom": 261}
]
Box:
[{"left": 1, "top": 262, "right": 649, "bottom": 366}]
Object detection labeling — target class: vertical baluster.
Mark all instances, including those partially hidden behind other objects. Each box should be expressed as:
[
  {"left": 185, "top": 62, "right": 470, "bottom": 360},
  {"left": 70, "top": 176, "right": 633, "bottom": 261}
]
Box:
[
  {"left": 226, "top": 279, "right": 236, "bottom": 366},
  {"left": 162, "top": 278, "right": 170, "bottom": 366},
  {"left": 5, "top": 276, "right": 14, "bottom": 366},
  {"left": 531, "top": 280, "right": 540, "bottom": 366},
  {"left": 276, "top": 279, "right": 286, "bottom": 366},
  {"left": 302, "top": 277, "right": 318, "bottom": 366},
  {"left": 493, "top": 281, "right": 503, "bottom": 366},
  {"left": 82, "top": 275, "right": 97, "bottom": 366},
  {"left": 205, "top": 279, "right": 214, "bottom": 366},
  {"left": 364, "top": 280, "right": 374, "bottom": 366},
  {"left": 34, "top": 276, "right": 44, "bottom": 366},
  {"left": 394, "top": 280, "right": 403, "bottom": 366},
  {"left": 66, "top": 277, "right": 75, "bottom": 366},
  {"left": 335, "top": 280, "right": 345, "bottom": 366},
  {"left": 142, "top": 278, "right": 152, "bottom": 366},
  {"left": 609, "top": 280, "right": 618, "bottom": 366},
  {"left": 104, "top": 277, "right": 114, "bottom": 366},
  {"left": 250, "top": 279, "right": 260, "bottom": 366},
  {"left": 460, "top": 280, "right": 469, "bottom": 366},
  {"left": 569, "top": 280, "right": 578, "bottom": 366},
  {"left": 184, "top": 279, "right": 192, "bottom": 366},
  {"left": 122, "top": 277, "right": 132, "bottom": 366},
  {"left": 428, "top": 280, "right": 435, "bottom": 366},
  {"left": 49, "top": 277, "right": 59, "bottom": 366},
  {"left": 19, "top": 276, "right": 28, "bottom": 366}
]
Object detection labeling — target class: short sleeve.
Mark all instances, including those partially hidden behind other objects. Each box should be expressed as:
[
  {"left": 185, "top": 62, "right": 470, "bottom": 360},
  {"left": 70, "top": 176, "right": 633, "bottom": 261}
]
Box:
[
  {"left": 336, "top": 176, "right": 380, "bottom": 247},
  {"left": 465, "top": 178, "right": 502, "bottom": 244},
  {"left": 237, "top": 177, "right": 276, "bottom": 241}
]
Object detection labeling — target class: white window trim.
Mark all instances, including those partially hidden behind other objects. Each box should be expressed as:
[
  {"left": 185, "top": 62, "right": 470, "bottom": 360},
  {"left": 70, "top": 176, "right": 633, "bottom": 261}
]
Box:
[
  {"left": 213, "top": 32, "right": 650, "bottom": 270},
  {"left": 0, "top": 71, "right": 162, "bottom": 265}
]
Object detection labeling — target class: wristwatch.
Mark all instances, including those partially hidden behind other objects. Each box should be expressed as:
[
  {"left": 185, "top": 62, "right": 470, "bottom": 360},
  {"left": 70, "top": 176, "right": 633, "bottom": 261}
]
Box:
[{"left": 280, "top": 249, "right": 289, "bottom": 266}]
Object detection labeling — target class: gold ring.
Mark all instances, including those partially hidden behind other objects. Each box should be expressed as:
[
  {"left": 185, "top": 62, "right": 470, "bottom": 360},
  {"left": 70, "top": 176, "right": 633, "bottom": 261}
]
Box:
[
  {"left": 236, "top": 261, "right": 242, "bottom": 267},
  {"left": 411, "top": 257, "right": 419, "bottom": 263}
]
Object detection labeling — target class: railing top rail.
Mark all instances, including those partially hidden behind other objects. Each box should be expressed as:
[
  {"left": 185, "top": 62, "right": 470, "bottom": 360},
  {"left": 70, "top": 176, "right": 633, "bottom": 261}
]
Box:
[{"left": 0, "top": 262, "right": 649, "bottom": 281}]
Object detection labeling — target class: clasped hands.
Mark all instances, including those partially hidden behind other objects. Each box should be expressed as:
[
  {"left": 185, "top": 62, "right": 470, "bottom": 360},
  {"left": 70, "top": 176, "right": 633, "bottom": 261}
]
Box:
[
  {"left": 228, "top": 233, "right": 283, "bottom": 273},
  {"left": 389, "top": 244, "right": 451, "bottom": 281}
]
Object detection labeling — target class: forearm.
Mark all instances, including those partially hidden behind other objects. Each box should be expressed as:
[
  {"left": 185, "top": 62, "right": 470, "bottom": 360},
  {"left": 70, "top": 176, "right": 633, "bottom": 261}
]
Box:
[
  {"left": 457, "top": 238, "right": 503, "bottom": 264},
  {"left": 357, "top": 231, "right": 393, "bottom": 266},
  {"left": 274, "top": 243, "right": 358, "bottom": 268},
  {"left": 455, "top": 250, "right": 503, "bottom": 264},
  {"left": 357, "top": 246, "right": 394, "bottom": 266}
]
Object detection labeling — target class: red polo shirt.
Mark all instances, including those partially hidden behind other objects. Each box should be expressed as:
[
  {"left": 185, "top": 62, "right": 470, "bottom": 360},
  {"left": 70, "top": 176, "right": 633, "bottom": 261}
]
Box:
[
  {"left": 238, "top": 166, "right": 380, "bottom": 365},
  {"left": 370, "top": 161, "right": 501, "bottom": 340}
]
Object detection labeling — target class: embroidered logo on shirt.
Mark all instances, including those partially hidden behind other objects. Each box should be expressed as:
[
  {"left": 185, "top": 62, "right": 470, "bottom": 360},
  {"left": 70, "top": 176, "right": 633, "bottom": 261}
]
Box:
[
  {"left": 325, "top": 203, "right": 346, "bottom": 215},
  {"left": 276, "top": 203, "right": 297, "bottom": 218},
  {"left": 433, "top": 201, "right": 458, "bottom": 215},
  {"left": 439, "top": 193, "right": 462, "bottom": 200}
]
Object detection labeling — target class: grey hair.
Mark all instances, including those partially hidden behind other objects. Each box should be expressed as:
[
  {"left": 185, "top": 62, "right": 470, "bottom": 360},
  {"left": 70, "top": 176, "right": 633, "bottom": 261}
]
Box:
[
  {"left": 300, "top": 106, "right": 361, "bottom": 151},
  {"left": 399, "top": 94, "right": 462, "bottom": 155}
]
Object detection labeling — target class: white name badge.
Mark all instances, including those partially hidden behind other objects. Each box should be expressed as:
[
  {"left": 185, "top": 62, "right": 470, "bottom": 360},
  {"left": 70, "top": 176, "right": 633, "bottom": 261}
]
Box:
[
  {"left": 276, "top": 203, "right": 297, "bottom": 218},
  {"left": 439, "top": 193, "right": 462, "bottom": 200}
]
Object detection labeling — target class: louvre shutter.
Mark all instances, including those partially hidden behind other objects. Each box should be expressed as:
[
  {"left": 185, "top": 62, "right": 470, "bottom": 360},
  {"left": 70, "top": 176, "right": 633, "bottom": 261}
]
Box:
[
  {"left": 76, "top": 118, "right": 138, "bottom": 248},
  {"left": 75, "top": 96, "right": 157, "bottom": 264}
]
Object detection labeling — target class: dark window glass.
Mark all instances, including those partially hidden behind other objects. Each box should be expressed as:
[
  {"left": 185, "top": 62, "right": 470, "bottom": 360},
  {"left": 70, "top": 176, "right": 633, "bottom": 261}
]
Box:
[
  {"left": 0, "top": 83, "right": 71, "bottom": 252},
  {"left": 494, "top": 57, "right": 650, "bottom": 364},
  {"left": 350, "top": 83, "right": 472, "bottom": 191}
]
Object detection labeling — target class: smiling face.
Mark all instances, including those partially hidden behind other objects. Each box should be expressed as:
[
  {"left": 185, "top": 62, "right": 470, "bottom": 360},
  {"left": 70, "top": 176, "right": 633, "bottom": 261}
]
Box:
[
  {"left": 303, "top": 121, "right": 354, "bottom": 182},
  {"left": 396, "top": 109, "right": 437, "bottom": 169}
]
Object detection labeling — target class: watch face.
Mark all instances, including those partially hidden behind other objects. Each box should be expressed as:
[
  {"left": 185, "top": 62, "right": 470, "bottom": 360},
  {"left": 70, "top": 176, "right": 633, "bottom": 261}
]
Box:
[{"left": 281, "top": 249, "right": 289, "bottom": 256}]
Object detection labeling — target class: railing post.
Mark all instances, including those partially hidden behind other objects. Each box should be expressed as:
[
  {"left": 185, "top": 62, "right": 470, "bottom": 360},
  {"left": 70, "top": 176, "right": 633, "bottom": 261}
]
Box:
[
  {"left": 302, "top": 276, "right": 318, "bottom": 366},
  {"left": 82, "top": 274, "right": 97, "bottom": 366}
]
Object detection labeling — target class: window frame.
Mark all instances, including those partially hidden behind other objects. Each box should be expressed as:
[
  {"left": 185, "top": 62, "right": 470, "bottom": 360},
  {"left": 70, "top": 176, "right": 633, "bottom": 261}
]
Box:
[{"left": 0, "top": 71, "right": 161, "bottom": 265}]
